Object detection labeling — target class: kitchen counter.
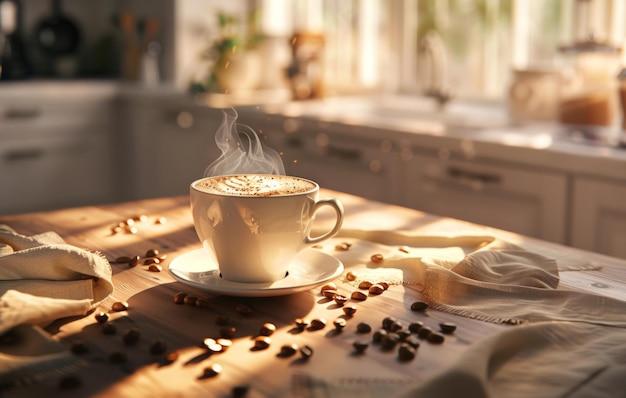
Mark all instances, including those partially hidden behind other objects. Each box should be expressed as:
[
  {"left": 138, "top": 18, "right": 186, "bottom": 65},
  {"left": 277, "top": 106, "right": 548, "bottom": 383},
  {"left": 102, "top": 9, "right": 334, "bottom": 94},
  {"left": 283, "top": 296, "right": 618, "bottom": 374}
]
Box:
[{"left": 1, "top": 192, "right": 625, "bottom": 397}]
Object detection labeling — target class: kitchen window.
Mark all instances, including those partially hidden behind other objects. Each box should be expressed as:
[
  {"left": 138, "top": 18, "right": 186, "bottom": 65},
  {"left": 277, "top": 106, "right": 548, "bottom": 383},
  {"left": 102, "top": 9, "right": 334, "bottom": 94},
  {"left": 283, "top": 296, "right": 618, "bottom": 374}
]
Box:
[{"left": 273, "top": 0, "right": 626, "bottom": 101}]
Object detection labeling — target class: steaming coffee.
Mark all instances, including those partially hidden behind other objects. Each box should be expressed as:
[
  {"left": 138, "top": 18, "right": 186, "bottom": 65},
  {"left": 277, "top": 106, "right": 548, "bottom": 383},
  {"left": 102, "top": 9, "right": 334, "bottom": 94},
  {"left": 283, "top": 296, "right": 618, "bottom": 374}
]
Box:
[
  {"left": 195, "top": 174, "right": 316, "bottom": 197},
  {"left": 190, "top": 174, "right": 344, "bottom": 283}
]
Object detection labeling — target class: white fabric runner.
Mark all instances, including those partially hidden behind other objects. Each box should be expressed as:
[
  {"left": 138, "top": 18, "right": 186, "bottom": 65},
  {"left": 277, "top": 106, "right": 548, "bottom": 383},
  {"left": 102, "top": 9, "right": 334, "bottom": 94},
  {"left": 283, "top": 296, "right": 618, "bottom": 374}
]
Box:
[{"left": 295, "top": 229, "right": 626, "bottom": 397}]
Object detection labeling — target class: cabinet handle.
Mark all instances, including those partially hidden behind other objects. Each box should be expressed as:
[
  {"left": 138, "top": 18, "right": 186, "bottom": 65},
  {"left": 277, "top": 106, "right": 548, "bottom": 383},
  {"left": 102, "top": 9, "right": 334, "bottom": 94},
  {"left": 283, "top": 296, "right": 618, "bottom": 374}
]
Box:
[
  {"left": 5, "top": 148, "right": 44, "bottom": 162},
  {"left": 4, "top": 108, "right": 41, "bottom": 119},
  {"left": 446, "top": 166, "right": 501, "bottom": 184}
]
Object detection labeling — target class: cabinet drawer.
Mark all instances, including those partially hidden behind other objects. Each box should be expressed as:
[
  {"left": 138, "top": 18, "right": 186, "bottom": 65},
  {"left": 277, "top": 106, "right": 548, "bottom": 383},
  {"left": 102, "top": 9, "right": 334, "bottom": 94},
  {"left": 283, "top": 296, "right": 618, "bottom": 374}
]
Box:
[{"left": 401, "top": 155, "right": 567, "bottom": 243}]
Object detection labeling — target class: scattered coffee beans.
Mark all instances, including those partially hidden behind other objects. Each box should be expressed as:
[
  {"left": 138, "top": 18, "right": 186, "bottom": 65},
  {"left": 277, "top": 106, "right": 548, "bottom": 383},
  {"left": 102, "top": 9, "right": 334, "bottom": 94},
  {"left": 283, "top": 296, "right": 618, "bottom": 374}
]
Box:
[
  {"left": 129, "top": 256, "right": 141, "bottom": 267},
  {"left": 320, "top": 283, "right": 337, "bottom": 294},
  {"left": 149, "top": 340, "right": 167, "bottom": 355},
  {"left": 417, "top": 326, "right": 432, "bottom": 339},
  {"left": 108, "top": 351, "right": 127, "bottom": 364},
  {"left": 259, "top": 323, "right": 276, "bottom": 336},
  {"left": 143, "top": 257, "right": 160, "bottom": 265},
  {"left": 335, "top": 242, "right": 351, "bottom": 251},
  {"left": 333, "top": 318, "right": 347, "bottom": 331},
  {"left": 204, "top": 338, "right": 224, "bottom": 353},
  {"left": 397, "top": 343, "right": 416, "bottom": 361},
  {"left": 184, "top": 296, "right": 198, "bottom": 306},
  {"left": 372, "top": 329, "right": 387, "bottom": 343},
  {"left": 95, "top": 311, "right": 109, "bottom": 323},
  {"left": 300, "top": 345, "right": 314, "bottom": 359},
  {"left": 309, "top": 318, "right": 327, "bottom": 330},
  {"left": 405, "top": 336, "right": 421, "bottom": 349},
  {"left": 353, "top": 340, "right": 369, "bottom": 353},
  {"left": 173, "top": 292, "right": 187, "bottom": 304},
  {"left": 439, "top": 322, "right": 457, "bottom": 334},
  {"left": 408, "top": 321, "right": 424, "bottom": 333},
  {"left": 410, "top": 301, "right": 429, "bottom": 311},
  {"left": 351, "top": 291, "right": 367, "bottom": 301},
  {"left": 102, "top": 323, "right": 117, "bottom": 335},
  {"left": 322, "top": 289, "right": 337, "bottom": 299},
  {"left": 343, "top": 305, "right": 357, "bottom": 317},
  {"left": 294, "top": 318, "right": 309, "bottom": 330},
  {"left": 358, "top": 281, "right": 373, "bottom": 289},
  {"left": 334, "top": 294, "right": 348, "bottom": 306},
  {"left": 382, "top": 317, "right": 396, "bottom": 330},
  {"left": 122, "top": 329, "right": 141, "bottom": 345},
  {"left": 427, "top": 332, "right": 445, "bottom": 344},
  {"left": 111, "top": 301, "right": 129, "bottom": 312},
  {"left": 253, "top": 336, "right": 271, "bottom": 350},
  {"left": 279, "top": 343, "right": 298, "bottom": 357},
  {"left": 217, "top": 338, "right": 233, "bottom": 351},
  {"left": 195, "top": 298, "right": 209, "bottom": 309},
  {"left": 201, "top": 363, "right": 222, "bottom": 378},
  {"left": 148, "top": 264, "right": 163, "bottom": 272},
  {"left": 345, "top": 271, "right": 358, "bottom": 281},
  {"left": 146, "top": 249, "right": 160, "bottom": 258},
  {"left": 70, "top": 340, "right": 89, "bottom": 355},
  {"left": 356, "top": 322, "right": 372, "bottom": 333},
  {"left": 381, "top": 333, "right": 400, "bottom": 350},
  {"left": 368, "top": 284, "right": 384, "bottom": 295},
  {"left": 370, "top": 254, "right": 384, "bottom": 263},
  {"left": 235, "top": 304, "right": 253, "bottom": 315}
]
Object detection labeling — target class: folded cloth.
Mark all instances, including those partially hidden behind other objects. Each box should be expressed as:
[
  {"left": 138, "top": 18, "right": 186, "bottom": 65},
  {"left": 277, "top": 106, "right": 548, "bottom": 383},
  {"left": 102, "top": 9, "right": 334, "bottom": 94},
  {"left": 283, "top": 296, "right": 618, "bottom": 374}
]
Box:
[
  {"left": 0, "top": 224, "right": 113, "bottom": 334},
  {"left": 320, "top": 229, "right": 626, "bottom": 327}
]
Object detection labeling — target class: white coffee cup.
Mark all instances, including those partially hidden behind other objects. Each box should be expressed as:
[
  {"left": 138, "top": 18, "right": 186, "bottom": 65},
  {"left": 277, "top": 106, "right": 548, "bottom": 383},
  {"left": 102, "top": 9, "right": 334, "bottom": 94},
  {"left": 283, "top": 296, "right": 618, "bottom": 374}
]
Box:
[{"left": 190, "top": 174, "right": 344, "bottom": 283}]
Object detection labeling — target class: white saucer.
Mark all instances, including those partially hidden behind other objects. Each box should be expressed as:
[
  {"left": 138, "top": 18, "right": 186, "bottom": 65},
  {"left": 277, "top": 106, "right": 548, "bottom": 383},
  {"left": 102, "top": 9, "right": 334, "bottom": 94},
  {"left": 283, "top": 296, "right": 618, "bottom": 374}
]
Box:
[{"left": 168, "top": 248, "right": 344, "bottom": 297}]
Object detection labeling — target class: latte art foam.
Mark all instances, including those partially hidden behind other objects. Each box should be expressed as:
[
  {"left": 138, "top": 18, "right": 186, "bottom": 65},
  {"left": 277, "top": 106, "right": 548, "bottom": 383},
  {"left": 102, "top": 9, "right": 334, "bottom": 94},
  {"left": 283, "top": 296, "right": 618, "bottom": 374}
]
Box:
[{"left": 195, "top": 175, "right": 316, "bottom": 197}]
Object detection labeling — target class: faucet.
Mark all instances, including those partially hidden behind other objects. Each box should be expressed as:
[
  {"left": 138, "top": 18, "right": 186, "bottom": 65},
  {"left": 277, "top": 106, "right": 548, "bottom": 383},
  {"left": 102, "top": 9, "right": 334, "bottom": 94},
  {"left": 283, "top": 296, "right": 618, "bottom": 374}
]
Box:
[{"left": 418, "top": 31, "right": 452, "bottom": 109}]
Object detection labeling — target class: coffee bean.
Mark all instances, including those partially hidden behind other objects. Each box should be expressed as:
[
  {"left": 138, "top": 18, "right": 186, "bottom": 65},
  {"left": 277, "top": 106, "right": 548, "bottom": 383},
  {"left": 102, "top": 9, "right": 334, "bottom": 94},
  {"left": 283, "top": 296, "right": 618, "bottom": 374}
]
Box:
[
  {"left": 398, "top": 343, "right": 416, "bottom": 361},
  {"left": 353, "top": 340, "right": 369, "bottom": 353},
  {"left": 129, "top": 255, "right": 141, "bottom": 267},
  {"left": 95, "top": 311, "right": 109, "bottom": 323},
  {"left": 259, "top": 323, "right": 276, "bottom": 336},
  {"left": 335, "top": 242, "right": 351, "bottom": 251},
  {"left": 389, "top": 321, "right": 404, "bottom": 332},
  {"left": 143, "top": 257, "right": 160, "bottom": 265},
  {"left": 112, "top": 301, "right": 129, "bottom": 312},
  {"left": 378, "top": 282, "right": 389, "bottom": 290},
  {"left": 382, "top": 317, "right": 396, "bottom": 331},
  {"left": 356, "top": 322, "right": 372, "bottom": 333},
  {"left": 300, "top": 345, "right": 314, "bottom": 359},
  {"left": 149, "top": 340, "right": 167, "bottom": 355},
  {"left": 343, "top": 305, "right": 358, "bottom": 317},
  {"left": 58, "top": 375, "right": 81, "bottom": 390},
  {"left": 320, "top": 283, "right": 337, "bottom": 294},
  {"left": 405, "top": 335, "right": 421, "bottom": 349},
  {"left": 334, "top": 294, "right": 348, "bottom": 306},
  {"left": 201, "top": 363, "right": 222, "bottom": 378},
  {"left": 123, "top": 329, "right": 141, "bottom": 345},
  {"left": 358, "top": 281, "right": 373, "bottom": 290},
  {"left": 133, "top": 214, "right": 148, "bottom": 222},
  {"left": 398, "top": 330, "right": 411, "bottom": 341},
  {"left": 184, "top": 296, "right": 198, "bottom": 306},
  {"left": 333, "top": 318, "right": 347, "bottom": 330},
  {"left": 155, "top": 217, "right": 167, "bottom": 225},
  {"left": 70, "top": 340, "right": 89, "bottom": 355},
  {"left": 114, "top": 256, "right": 131, "bottom": 264},
  {"left": 294, "top": 318, "right": 309, "bottom": 330},
  {"left": 408, "top": 321, "right": 424, "bottom": 333},
  {"left": 322, "top": 289, "right": 337, "bottom": 299},
  {"left": 370, "top": 253, "right": 384, "bottom": 263},
  {"left": 108, "top": 351, "right": 126, "bottom": 364},
  {"left": 232, "top": 385, "right": 250, "bottom": 398},
  {"left": 195, "top": 298, "right": 209, "bottom": 309},
  {"left": 372, "top": 329, "right": 387, "bottom": 343},
  {"left": 345, "top": 271, "right": 358, "bottom": 281},
  {"left": 148, "top": 264, "right": 163, "bottom": 272},
  {"left": 368, "top": 284, "right": 384, "bottom": 295},
  {"left": 427, "top": 332, "right": 445, "bottom": 344},
  {"left": 102, "top": 323, "right": 117, "bottom": 335},
  {"left": 351, "top": 291, "right": 367, "bottom": 301},
  {"left": 417, "top": 326, "right": 432, "bottom": 339},
  {"left": 173, "top": 292, "right": 188, "bottom": 304},
  {"left": 146, "top": 249, "right": 160, "bottom": 258},
  {"left": 399, "top": 246, "right": 410, "bottom": 253},
  {"left": 279, "top": 343, "right": 298, "bottom": 357},
  {"left": 204, "top": 338, "right": 223, "bottom": 353},
  {"left": 381, "top": 333, "right": 400, "bottom": 350},
  {"left": 217, "top": 338, "right": 233, "bottom": 351},
  {"left": 309, "top": 318, "right": 327, "bottom": 330},
  {"left": 220, "top": 326, "right": 237, "bottom": 339},
  {"left": 253, "top": 336, "right": 271, "bottom": 350},
  {"left": 439, "top": 322, "right": 457, "bottom": 334},
  {"left": 410, "top": 301, "right": 429, "bottom": 311},
  {"left": 164, "top": 351, "right": 179, "bottom": 364}
]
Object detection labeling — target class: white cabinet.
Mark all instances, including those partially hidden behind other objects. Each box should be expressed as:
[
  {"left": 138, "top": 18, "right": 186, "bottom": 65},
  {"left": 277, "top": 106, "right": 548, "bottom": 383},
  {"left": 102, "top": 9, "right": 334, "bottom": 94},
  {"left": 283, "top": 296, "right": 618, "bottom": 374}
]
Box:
[
  {"left": 249, "top": 115, "right": 402, "bottom": 204},
  {"left": 0, "top": 99, "right": 115, "bottom": 215},
  {"left": 121, "top": 98, "right": 224, "bottom": 200},
  {"left": 571, "top": 178, "right": 626, "bottom": 259},
  {"left": 400, "top": 153, "right": 568, "bottom": 243}
]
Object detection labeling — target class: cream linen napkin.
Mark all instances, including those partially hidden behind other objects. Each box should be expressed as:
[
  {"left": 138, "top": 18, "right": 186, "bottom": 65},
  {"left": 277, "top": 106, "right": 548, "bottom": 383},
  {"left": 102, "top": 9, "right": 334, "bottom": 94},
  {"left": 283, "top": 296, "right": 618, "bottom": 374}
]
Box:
[
  {"left": 294, "top": 229, "right": 626, "bottom": 397},
  {"left": 0, "top": 225, "right": 113, "bottom": 388}
]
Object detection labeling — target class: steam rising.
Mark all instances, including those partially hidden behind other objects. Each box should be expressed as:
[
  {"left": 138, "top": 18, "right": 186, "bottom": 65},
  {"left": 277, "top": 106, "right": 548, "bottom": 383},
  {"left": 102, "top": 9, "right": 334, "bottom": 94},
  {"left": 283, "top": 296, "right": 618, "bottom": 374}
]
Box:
[{"left": 204, "top": 108, "right": 285, "bottom": 177}]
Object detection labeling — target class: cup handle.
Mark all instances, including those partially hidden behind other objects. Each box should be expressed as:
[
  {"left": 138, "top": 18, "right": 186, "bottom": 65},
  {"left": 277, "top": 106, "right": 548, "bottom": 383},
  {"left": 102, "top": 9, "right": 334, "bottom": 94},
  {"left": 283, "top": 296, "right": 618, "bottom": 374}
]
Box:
[{"left": 305, "top": 198, "right": 344, "bottom": 245}]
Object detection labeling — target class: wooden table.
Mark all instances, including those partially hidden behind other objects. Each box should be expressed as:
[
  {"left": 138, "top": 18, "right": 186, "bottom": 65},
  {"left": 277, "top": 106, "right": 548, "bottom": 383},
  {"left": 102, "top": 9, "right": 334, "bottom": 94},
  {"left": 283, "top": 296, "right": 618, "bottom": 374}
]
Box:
[{"left": 1, "top": 191, "right": 625, "bottom": 398}]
